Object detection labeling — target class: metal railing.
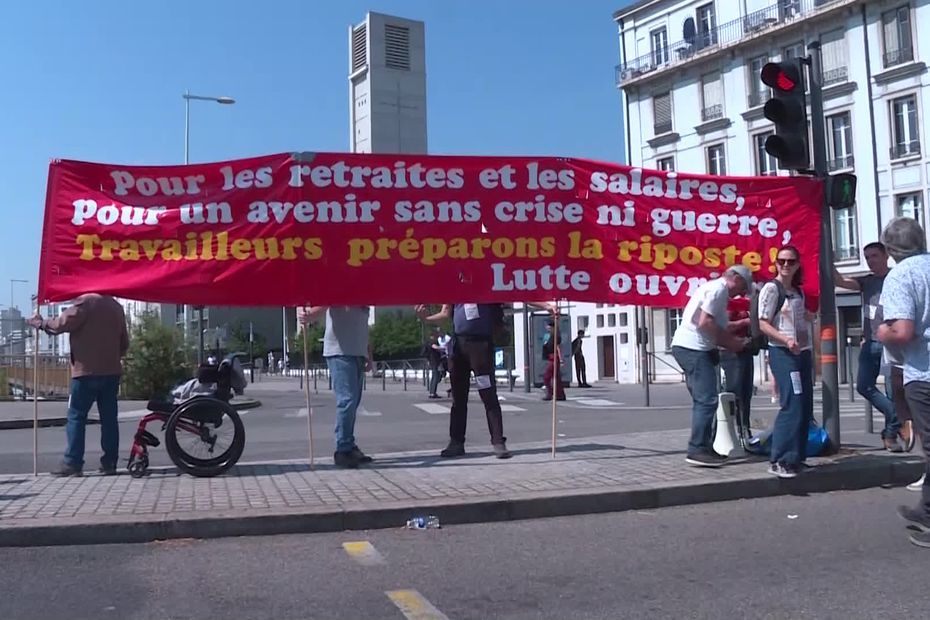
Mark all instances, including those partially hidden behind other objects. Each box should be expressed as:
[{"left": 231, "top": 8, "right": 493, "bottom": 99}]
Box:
[
  {"left": 890, "top": 140, "right": 921, "bottom": 159},
  {"left": 822, "top": 66, "right": 848, "bottom": 86},
  {"left": 616, "top": 0, "right": 843, "bottom": 85},
  {"left": 883, "top": 46, "right": 914, "bottom": 68},
  {"left": 1, "top": 354, "right": 72, "bottom": 400},
  {"left": 748, "top": 89, "right": 768, "bottom": 108},
  {"left": 701, "top": 104, "right": 723, "bottom": 121},
  {"left": 827, "top": 154, "right": 854, "bottom": 171}
]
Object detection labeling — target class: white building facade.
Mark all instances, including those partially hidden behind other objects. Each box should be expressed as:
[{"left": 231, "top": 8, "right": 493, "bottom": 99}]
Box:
[{"left": 606, "top": 0, "right": 929, "bottom": 383}]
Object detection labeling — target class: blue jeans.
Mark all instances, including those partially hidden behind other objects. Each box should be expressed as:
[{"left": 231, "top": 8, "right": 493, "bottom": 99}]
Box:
[
  {"left": 857, "top": 339, "right": 900, "bottom": 438},
  {"left": 769, "top": 347, "right": 814, "bottom": 466},
  {"left": 672, "top": 346, "right": 719, "bottom": 456},
  {"left": 326, "top": 355, "right": 365, "bottom": 453},
  {"left": 65, "top": 375, "right": 121, "bottom": 469}
]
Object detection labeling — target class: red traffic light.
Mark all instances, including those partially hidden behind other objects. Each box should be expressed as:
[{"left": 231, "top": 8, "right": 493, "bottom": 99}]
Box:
[{"left": 761, "top": 62, "right": 800, "bottom": 92}]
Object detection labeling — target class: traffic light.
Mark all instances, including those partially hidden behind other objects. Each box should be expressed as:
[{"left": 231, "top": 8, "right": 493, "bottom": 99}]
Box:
[
  {"left": 827, "top": 173, "right": 857, "bottom": 209},
  {"left": 761, "top": 60, "right": 810, "bottom": 171}
]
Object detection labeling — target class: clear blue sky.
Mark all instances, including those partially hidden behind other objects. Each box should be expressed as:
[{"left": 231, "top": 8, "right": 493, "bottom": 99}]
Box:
[{"left": 0, "top": 0, "right": 631, "bottom": 311}]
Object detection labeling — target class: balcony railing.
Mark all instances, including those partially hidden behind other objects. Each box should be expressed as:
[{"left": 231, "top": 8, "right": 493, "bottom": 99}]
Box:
[
  {"left": 883, "top": 45, "right": 914, "bottom": 68},
  {"left": 822, "top": 66, "right": 848, "bottom": 86},
  {"left": 890, "top": 140, "right": 920, "bottom": 159},
  {"left": 748, "top": 89, "right": 769, "bottom": 108},
  {"left": 654, "top": 120, "right": 673, "bottom": 135},
  {"left": 616, "top": 0, "right": 842, "bottom": 85},
  {"left": 827, "top": 154, "right": 854, "bottom": 171},
  {"left": 701, "top": 104, "right": 723, "bottom": 121}
]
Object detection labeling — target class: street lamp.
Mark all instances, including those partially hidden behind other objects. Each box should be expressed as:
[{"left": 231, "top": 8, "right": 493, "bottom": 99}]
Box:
[
  {"left": 10, "top": 279, "right": 28, "bottom": 310},
  {"left": 182, "top": 91, "right": 235, "bottom": 364}
]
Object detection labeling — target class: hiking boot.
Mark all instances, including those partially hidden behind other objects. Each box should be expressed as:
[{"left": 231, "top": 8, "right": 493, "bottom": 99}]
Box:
[
  {"left": 350, "top": 447, "right": 373, "bottom": 464},
  {"left": 333, "top": 450, "right": 360, "bottom": 469},
  {"left": 884, "top": 437, "right": 904, "bottom": 453},
  {"left": 50, "top": 462, "right": 83, "bottom": 477},
  {"left": 909, "top": 530, "right": 930, "bottom": 548},
  {"left": 440, "top": 440, "right": 465, "bottom": 458},
  {"left": 492, "top": 443, "right": 512, "bottom": 459},
  {"left": 685, "top": 452, "right": 726, "bottom": 468},
  {"left": 767, "top": 463, "right": 798, "bottom": 479},
  {"left": 900, "top": 421, "right": 916, "bottom": 452},
  {"left": 908, "top": 474, "right": 926, "bottom": 492},
  {"left": 897, "top": 505, "right": 930, "bottom": 532}
]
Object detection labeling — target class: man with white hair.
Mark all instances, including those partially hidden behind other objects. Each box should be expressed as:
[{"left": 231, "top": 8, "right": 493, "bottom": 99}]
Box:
[
  {"left": 671, "top": 266, "right": 753, "bottom": 467},
  {"left": 875, "top": 217, "right": 930, "bottom": 548}
]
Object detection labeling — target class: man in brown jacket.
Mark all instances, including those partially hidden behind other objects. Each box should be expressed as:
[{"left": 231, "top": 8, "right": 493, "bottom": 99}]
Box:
[{"left": 28, "top": 294, "right": 129, "bottom": 476}]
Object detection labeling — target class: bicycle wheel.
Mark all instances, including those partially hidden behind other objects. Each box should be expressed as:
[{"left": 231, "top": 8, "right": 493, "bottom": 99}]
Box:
[{"left": 165, "top": 397, "right": 245, "bottom": 476}]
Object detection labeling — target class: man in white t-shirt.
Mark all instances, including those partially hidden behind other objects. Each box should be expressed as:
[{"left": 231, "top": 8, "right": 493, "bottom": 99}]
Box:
[{"left": 671, "top": 266, "right": 753, "bottom": 467}]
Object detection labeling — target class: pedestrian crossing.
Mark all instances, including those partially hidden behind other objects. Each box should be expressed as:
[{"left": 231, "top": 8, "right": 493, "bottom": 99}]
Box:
[{"left": 413, "top": 402, "right": 527, "bottom": 415}]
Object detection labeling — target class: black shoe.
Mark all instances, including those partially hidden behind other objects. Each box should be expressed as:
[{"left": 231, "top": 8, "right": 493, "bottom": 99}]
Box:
[
  {"left": 440, "top": 440, "right": 465, "bottom": 458},
  {"left": 50, "top": 462, "right": 83, "bottom": 477},
  {"left": 897, "top": 505, "right": 930, "bottom": 532},
  {"left": 333, "top": 450, "right": 360, "bottom": 469},
  {"left": 98, "top": 464, "right": 118, "bottom": 476},
  {"left": 492, "top": 442, "right": 512, "bottom": 459},
  {"left": 685, "top": 452, "right": 726, "bottom": 468},
  {"left": 350, "top": 447, "right": 373, "bottom": 464},
  {"left": 556, "top": 396, "right": 567, "bottom": 401},
  {"left": 542, "top": 396, "right": 552, "bottom": 401},
  {"left": 428, "top": 394, "right": 441, "bottom": 399}
]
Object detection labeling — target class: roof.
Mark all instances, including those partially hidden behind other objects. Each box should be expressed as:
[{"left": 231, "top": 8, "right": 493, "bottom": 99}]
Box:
[{"left": 612, "top": 0, "right": 662, "bottom": 21}]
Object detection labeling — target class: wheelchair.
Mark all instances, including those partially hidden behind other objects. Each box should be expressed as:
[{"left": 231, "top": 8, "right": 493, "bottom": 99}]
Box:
[{"left": 127, "top": 355, "right": 247, "bottom": 478}]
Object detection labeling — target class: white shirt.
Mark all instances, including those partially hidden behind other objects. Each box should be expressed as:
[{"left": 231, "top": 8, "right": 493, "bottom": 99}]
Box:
[
  {"left": 671, "top": 278, "right": 730, "bottom": 352},
  {"left": 759, "top": 282, "right": 812, "bottom": 351}
]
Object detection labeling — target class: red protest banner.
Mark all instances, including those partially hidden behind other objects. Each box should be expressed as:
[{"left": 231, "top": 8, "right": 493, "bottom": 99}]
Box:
[{"left": 38, "top": 152, "right": 823, "bottom": 307}]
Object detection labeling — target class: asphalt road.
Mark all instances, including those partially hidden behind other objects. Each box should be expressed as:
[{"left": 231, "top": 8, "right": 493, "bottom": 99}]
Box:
[
  {"left": 0, "top": 487, "right": 925, "bottom": 619},
  {"left": 0, "top": 379, "right": 886, "bottom": 474}
]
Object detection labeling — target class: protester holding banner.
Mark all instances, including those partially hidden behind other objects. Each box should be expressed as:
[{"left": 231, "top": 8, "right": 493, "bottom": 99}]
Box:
[
  {"left": 671, "top": 266, "right": 752, "bottom": 468},
  {"left": 27, "top": 294, "right": 129, "bottom": 476},
  {"left": 875, "top": 217, "right": 930, "bottom": 547},
  {"left": 298, "top": 306, "right": 374, "bottom": 469},
  {"left": 758, "top": 246, "right": 816, "bottom": 479}
]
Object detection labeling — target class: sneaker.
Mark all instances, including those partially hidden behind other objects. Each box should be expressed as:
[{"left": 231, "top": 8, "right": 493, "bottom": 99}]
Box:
[
  {"left": 767, "top": 463, "right": 798, "bottom": 479},
  {"left": 440, "top": 440, "right": 465, "bottom": 458},
  {"left": 350, "top": 447, "right": 373, "bottom": 464},
  {"left": 884, "top": 437, "right": 904, "bottom": 453},
  {"left": 50, "top": 462, "right": 83, "bottom": 477},
  {"left": 900, "top": 421, "right": 916, "bottom": 452},
  {"left": 492, "top": 443, "right": 512, "bottom": 459},
  {"left": 98, "top": 464, "right": 118, "bottom": 476},
  {"left": 333, "top": 450, "right": 360, "bottom": 469},
  {"left": 909, "top": 530, "right": 930, "bottom": 548},
  {"left": 907, "top": 474, "right": 926, "bottom": 492},
  {"left": 685, "top": 452, "right": 726, "bottom": 468},
  {"left": 897, "top": 505, "right": 930, "bottom": 532}
]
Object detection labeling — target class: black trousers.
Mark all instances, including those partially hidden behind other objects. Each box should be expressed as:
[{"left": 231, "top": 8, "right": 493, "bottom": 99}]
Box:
[
  {"left": 449, "top": 337, "right": 504, "bottom": 445},
  {"left": 574, "top": 354, "right": 587, "bottom": 386},
  {"left": 905, "top": 382, "right": 930, "bottom": 516}
]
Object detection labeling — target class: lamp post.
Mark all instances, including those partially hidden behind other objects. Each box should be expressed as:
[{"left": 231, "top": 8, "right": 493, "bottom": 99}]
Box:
[
  {"left": 182, "top": 91, "right": 235, "bottom": 364},
  {"left": 10, "top": 279, "right": 28, "bottom": 310}
]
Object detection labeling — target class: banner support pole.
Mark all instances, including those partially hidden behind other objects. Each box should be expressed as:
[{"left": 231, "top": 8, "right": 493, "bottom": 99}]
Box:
[
  {"left": 302, "top": 321, "right": 314, "bottom": 469},
  {"left": 551, "top": 300, "right": 559, "bottom": 459}
]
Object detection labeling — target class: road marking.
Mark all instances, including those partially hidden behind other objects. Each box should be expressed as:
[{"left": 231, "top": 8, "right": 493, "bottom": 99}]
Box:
[
  {"left": 568, "top": 398, "right": 622, "bottom": 407},
  {"left": 342, "top": 541, "right": 385, "bottom": 566},
  {"left": 386, "top": 590, "right": 449, "bottom": 620},
  {"left": 414, "top": 403, "right": 449, "bottom": 415},
  {"left": 359, "top": 406, "right": 382, "bottom": 417},
  {"left": 500, "top": 404, "right": 526, "bottom": 412}
]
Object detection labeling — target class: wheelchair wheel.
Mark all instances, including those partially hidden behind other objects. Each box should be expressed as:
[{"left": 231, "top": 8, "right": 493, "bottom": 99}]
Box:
[{"left": 164, "top": 397, "right": 245, "bottom": 477}]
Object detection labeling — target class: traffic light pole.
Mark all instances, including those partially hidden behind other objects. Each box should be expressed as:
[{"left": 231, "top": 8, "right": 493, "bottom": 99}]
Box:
[{"left": 807, "top": 41, "right": 841, "bottom": 451}]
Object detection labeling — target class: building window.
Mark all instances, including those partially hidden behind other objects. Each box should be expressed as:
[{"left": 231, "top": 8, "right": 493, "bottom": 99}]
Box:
[
  {"left": 620, "top": 333, "right": 629, "bottom": 344},
  {"left": 748, "top": 55, "right": 769, "bottom": 107},
  {"left": 696, "top": 3, "right": 717, "bottom": 49},
  {"left": 608, "top": 314, "right": 617, "bottom": 328},
  {"left": 782, "top": 41, "right": 807, "bottom": 90},
  {"left": 577, "top": 315, "right": 589, "bottom": 330},
  {"left": 666, "top": 309, "right": 684, "bottom": 350},
  {"left": 821, "top": 29, "right": 848, "bottom": 86},
  {"left": 653, "top": 92, "right": 672, "bottom": 135},
  {"left": 754, "top": 132, "right": 777, "bottom": 176},
  {"left": 778, "top": 0, "right": 801, "bottom": 21},
  {"left": 890, "top": 95, "right": 920, "bottom": 159},
  {"left": 596, "top": 315, "right": 605, "bottom": 328},
  {"left": 651, "top": 27, "right": 669, "bottom": 66},
  {"left": 832, "top": 206, "right": 858, "bottom": 261},
  {"left": 618, "top": 312, "right": 629, "bottom": 327},
  {"left": 827, "top": 112, "right": 854, "bottom": 171},
  {"left": 882, "top": 5, "right": 913, "bottom": 68},
  {"left": 656, "top": 157, "right": 675, "bottom": 172},
  {"left": 700, "top": 72, "right": 723, "bottom": 121},
  {"left": 706, "top": 144, "right": 726, "bottom": 175},
  {"left": 896, "top": 192, "right": 924, "bottom": 223}
]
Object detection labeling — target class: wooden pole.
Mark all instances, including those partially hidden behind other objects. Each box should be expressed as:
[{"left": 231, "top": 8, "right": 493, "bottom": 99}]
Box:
[
  {"left": 302, "top": 324, "right": 314, "bottom": 469},
  {"left": 551, "top": 300, "right": 559, "bottom": 459},
  {"left": 33, "top": 327, "right": 39, "bottom": 476}
]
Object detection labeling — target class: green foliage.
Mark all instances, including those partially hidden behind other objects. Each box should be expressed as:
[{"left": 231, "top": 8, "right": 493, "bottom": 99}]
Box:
[
  {"left": 370, "top": 311, "right": 423, "bottom": 359},
  {"left": 289, "top": 322, "right": 326, "bottom": 365},
  {"left": 122, "top": 311, "right": 191, "bottom": 399},
  {"left": 226, "top": 319, "right": 268, "bottom": 361}
]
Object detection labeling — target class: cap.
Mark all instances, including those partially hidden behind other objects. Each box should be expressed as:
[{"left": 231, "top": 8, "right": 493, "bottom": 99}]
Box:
[{"left": 726, "top": 265, "right": 753, "bottom": 289}]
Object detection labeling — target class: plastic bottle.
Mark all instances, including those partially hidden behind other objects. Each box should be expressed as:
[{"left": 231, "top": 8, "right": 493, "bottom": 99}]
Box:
[{"left": 405, "top": 515, "right": 440, "bottom": 529}]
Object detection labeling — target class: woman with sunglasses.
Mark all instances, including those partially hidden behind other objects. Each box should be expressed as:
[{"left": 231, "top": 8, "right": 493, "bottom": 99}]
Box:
[{"left": 758, "top": 246, "right": 815, "bottom": 478}]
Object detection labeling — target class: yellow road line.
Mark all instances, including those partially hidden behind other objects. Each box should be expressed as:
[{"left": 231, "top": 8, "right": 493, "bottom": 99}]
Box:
[
  {"left": 341, "top": 541, "right": 385, "bottom": 566},
  {"left": 386, "top": 589, "right": 450, "bottom": 620}
]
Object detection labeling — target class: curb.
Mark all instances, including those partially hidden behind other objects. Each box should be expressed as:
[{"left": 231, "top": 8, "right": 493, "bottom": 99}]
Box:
[
  {"left": 0, "top": 455, "right": 922, "bottom": 547},
  {"left": 0, "top": 399, "right": 263, "bottom": 431}
]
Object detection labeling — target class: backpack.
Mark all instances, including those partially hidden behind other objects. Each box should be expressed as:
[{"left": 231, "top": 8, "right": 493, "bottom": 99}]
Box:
[{"left": 748, "top": 279, "right": 786, "bottom": 353}]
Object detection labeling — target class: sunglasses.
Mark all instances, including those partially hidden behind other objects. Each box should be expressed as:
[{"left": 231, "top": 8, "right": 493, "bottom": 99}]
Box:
[{"left": 776, "top": 258, "right": 799, "bottom": 266}]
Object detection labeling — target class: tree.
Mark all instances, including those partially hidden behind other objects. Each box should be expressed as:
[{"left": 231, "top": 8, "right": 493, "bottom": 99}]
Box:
[
  {"left": 289, "top": 322, "right": 325, "bottom": 366},
  {"left": 370, "top": 310, "right": 423, "bottom": 359},
  {"left": 122, "top": 311, "right": 191, "bottom": 399},
  {"left": 226, "top": 319, "right": 268, "bottom": 361}
]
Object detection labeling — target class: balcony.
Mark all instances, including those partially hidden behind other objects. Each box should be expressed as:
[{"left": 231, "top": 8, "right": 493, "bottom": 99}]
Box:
[
  {"left": 827, "top": 154, "right": 854, "bottom": 171},
  {"left": 890, "top": 140, "right": 920, "bottom": 160},
  {"left": 822, "top": 66, "right": 848, "bottom": 86},
  {"left": 616, "top": 0, "right": 845, "bottom": 86},
  {"left": 883, "top": 46, "right": 914, "bottom": 68},
  {"left": 701, "top": 104, "right": 723, "bottom": 122}
]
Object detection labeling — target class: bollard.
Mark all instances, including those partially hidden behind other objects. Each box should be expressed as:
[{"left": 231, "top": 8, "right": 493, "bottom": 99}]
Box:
[
  {"left": 313, "top": 367, "right": 318, "bottom": 391},
  {"left": 403, "top": 367, "right": 407, "bottom": 391},
  {"left": 508, "top": 367, "right": 514, "bottom": 392},
  {"left": 382, "top": 365, "right": 386, "bottom": 391},
  {"left": 865, "top": 402, "right": 874, "bottom": 434},
  {"left": 847, "top": 345, "right": 855, "bottom": 402}
]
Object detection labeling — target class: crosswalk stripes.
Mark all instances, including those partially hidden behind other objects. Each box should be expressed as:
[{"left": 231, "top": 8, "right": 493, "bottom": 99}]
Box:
[
  {"left": 386, "top": 590, "right": 450, "bottom": 620},
  {"left": 414, "top": 402, "right": 526, "bottom": 414}
]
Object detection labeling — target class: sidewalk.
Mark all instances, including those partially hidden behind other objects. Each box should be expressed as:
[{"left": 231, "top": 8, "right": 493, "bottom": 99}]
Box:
[
  {"left": 0, "top": 396, "right": 262, "bottom": 430},
  {"left": 0, "top": 429, "right": 921, "bottom": 547}
]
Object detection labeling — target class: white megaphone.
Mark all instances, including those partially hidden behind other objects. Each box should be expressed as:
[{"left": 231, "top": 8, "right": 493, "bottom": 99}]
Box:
[{"left": 713, "top": 391, "right": 744, "bottom": 457}]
